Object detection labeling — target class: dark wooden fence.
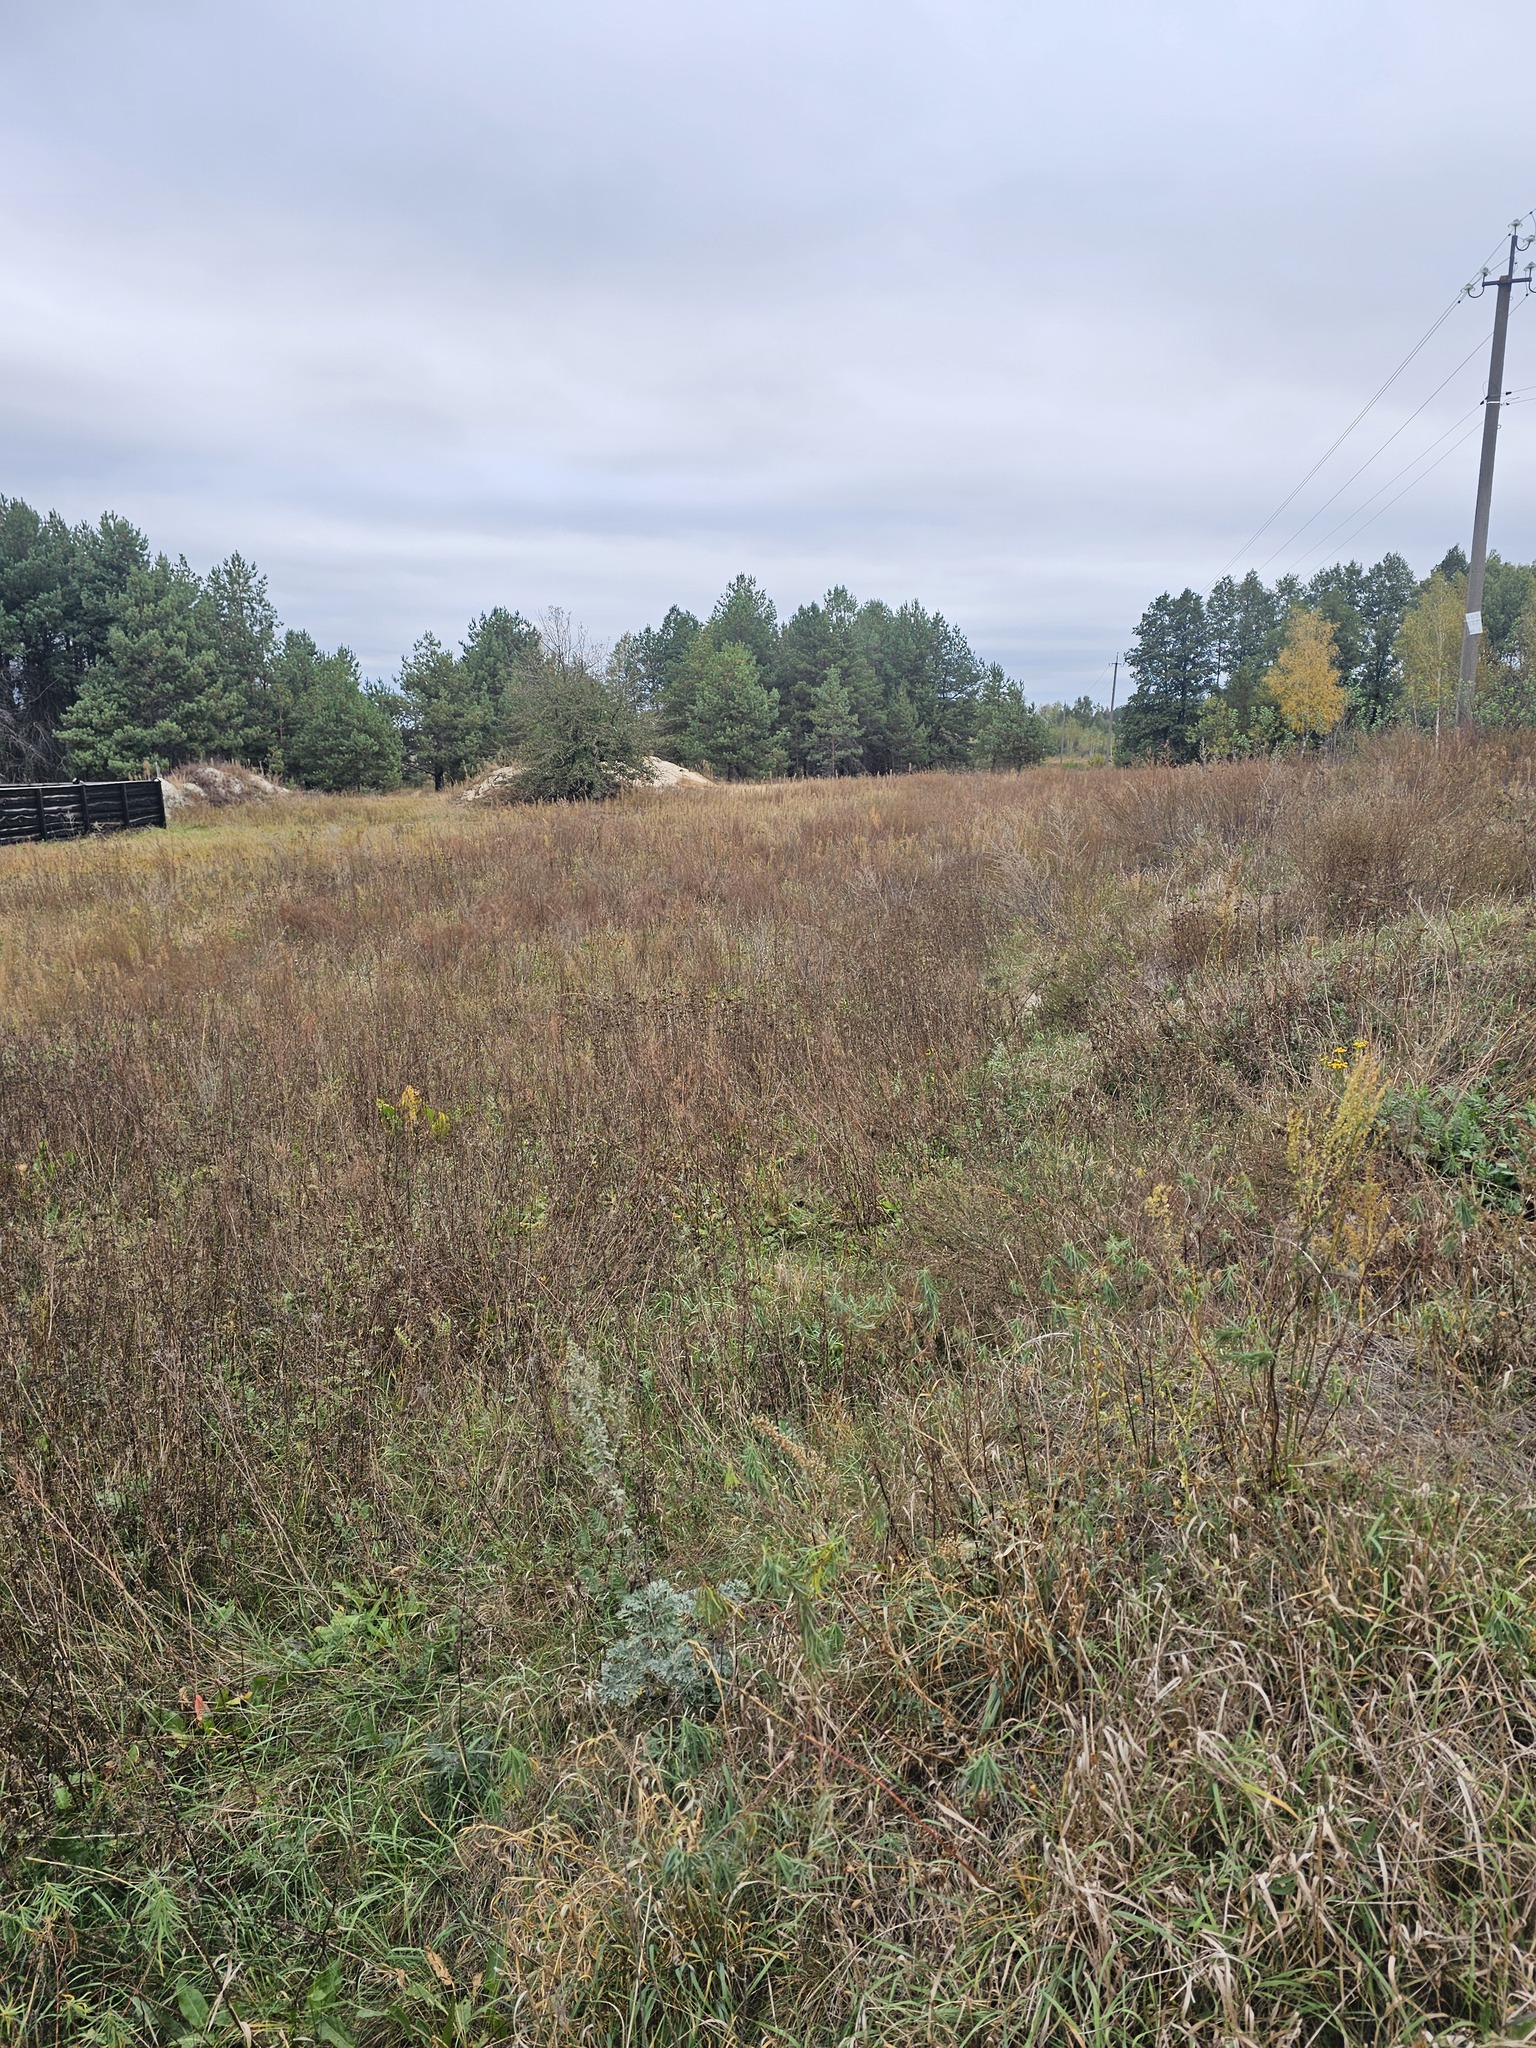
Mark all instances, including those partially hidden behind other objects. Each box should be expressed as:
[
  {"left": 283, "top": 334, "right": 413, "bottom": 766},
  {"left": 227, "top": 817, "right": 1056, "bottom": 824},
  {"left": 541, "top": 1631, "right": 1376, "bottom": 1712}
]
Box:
[{"left": 0, "top": 778, "right": 167, "bottom": 848}]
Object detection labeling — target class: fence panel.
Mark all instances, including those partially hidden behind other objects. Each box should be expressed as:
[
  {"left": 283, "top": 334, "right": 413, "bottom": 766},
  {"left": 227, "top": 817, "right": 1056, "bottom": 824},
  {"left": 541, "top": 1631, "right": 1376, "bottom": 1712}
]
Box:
[{"left": 0, "top": 779, "right": 168, "bottom": 848}]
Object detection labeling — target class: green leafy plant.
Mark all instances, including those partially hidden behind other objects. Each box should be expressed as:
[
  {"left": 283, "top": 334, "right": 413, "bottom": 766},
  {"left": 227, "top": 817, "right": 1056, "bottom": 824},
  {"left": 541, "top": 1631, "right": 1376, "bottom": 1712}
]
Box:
[
  {"left": 1385, "top": 1081, "right": 1534, "bottom": 1210},
  {"left": 376, "top": 1084, "right": 452, "bottom": 1140},
  {"left": 596, "top": 1578, "right": 748, "bottom": 1717}
]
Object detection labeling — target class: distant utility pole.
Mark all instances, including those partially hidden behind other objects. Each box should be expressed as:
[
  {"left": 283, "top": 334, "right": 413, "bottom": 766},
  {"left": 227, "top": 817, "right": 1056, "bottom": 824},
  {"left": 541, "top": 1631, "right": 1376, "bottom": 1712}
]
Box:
[
  {"left": 1457, "top": 223, "right": 1535, "bottom": 730},
  {"left": 1108, "top": 655, "right": 1119, "bottom": 767}
]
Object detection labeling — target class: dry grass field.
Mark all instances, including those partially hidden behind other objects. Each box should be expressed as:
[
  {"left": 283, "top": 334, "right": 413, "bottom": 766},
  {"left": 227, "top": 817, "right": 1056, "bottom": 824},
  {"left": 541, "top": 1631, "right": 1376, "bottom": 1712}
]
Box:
[{"left": 3, "top": 740, "right": 1536, "bottom": 2045}]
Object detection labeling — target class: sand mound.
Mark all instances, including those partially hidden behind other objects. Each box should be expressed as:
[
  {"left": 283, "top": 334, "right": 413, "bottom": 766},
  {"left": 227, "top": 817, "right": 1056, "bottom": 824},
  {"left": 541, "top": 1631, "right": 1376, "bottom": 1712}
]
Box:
[
  {"left": 460, "top": 764, "right": 526, "bottom": 803},
  {"left": 642, "top": 757, "right": 711, "bottom": 787},
  {"left": 161, "top": 761, "right": 288, "bottom": 812}
]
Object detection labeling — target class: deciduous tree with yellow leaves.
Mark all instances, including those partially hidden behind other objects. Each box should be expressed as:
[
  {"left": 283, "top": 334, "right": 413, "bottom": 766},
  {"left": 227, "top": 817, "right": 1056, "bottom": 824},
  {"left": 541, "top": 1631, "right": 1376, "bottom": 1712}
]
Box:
[
  {"left": 1392, "top": 571, "right": 1466, "bottom": 739},
  {"left": 1262, "top": 608, "right": 1347, "bottom": 741}
]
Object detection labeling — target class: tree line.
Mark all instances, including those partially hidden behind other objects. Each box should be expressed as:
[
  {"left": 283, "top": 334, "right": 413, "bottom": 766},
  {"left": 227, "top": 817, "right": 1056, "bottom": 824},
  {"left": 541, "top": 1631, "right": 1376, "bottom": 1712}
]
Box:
[
  {"left": 0, "top": 498, "right": 401, "bottom": 788},
  {"left": 1118, "top": 546, "right": 1536, "bottom": 760},
  {"left": 10, "top": 490, "right": 1533, "bottom": 797},
  {"left": 1, "top": 495, "right": 1061, "bottom": 792}
]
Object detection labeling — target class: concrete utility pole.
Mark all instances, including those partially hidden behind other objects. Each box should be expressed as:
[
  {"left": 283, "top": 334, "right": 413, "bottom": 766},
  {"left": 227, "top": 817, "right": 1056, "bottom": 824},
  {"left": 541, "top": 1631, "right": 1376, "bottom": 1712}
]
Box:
[
  {"left": 1108, "top": 655, "right": 1119, "bottom": 767},
  {"left": 1457, "top": 225, "right": 1534, "bottom": 730}
]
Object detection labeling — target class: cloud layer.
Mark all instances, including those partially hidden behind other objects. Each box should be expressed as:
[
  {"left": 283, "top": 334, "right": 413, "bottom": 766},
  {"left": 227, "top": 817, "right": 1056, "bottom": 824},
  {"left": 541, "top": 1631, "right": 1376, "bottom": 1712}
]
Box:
[{"left": 3, "top": 0, "right": 1533, "bottom": 691}]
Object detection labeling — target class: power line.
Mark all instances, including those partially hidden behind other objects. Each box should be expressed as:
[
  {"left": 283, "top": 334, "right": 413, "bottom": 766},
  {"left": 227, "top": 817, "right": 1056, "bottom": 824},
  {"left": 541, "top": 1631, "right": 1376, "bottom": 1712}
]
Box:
[
  {"left": 1268, "top": 285, "right": 1531, "bottom": 578},
  {"left": 1218, "top": 215, "right": 1535, "bottom": 577},
  {"left": 1282, "top": 405, "right": 1482, "bottom": 574},
  {"left": 1253, "top": 334, "right": 1489, "bottom": 574},
  {"left": 1293, "top": 417, "right": 1484, "bottom": 573},
  {"left": 1218, "top": 301, "right": 1463, "bottom": 572}
]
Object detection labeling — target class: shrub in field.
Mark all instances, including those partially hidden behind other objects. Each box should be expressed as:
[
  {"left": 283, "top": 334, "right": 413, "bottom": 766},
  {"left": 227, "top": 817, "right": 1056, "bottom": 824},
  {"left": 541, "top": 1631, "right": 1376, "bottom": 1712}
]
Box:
[
  {"left": 1384, "top": 1079, "right": 1535, "bottom": 1211},
  {"left": 503, "top": 651, "right": 650, "bottom": 801},
  {"left": 595, "top": 1578, "right": 746, "bottom": 1716}
]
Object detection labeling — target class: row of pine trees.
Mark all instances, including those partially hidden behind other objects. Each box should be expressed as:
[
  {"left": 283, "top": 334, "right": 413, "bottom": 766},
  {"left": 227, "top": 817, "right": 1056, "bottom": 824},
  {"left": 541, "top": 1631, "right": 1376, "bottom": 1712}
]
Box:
[
  {"left": 608, "top": 576, "right": 1050, "bottom": 779},
  {"left": 0, "top": 496, "right": 1053, "bottom": 789},
  {"left": 7, "top": 491, "right": 1534, "bottom": 795},
  {"left": 0, "top": 500, "right": 401, "bottom": 788}
]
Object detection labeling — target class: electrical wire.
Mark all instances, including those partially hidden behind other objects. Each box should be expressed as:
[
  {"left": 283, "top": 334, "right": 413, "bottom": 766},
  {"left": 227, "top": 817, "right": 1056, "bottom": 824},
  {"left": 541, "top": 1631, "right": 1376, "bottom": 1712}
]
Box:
[
  {"left": 1217, "top": 300, "right": 1464, "bottom": 572},
  {"left": 1278, "top": 284, "right": 1532, "bottom": 576},
  {"left": 1290, "top": 417, "right": 1484, "bottom": 573},
  {"left": 1287, "top": 408, "right": 1480, "bottom": 573},
  {"left": 1218, "top": 214, "right": 1535, "bottom": 577},
  {"left": 1253, "top": 334, "right": 1489, "bottom": 573}
]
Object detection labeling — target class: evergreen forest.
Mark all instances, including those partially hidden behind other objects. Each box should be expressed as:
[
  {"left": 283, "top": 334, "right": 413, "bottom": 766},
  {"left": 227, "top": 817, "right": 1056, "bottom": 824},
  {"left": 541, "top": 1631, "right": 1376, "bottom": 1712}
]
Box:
[{"left": 5, "top": 492, "right": 1536, "bottom": 795}]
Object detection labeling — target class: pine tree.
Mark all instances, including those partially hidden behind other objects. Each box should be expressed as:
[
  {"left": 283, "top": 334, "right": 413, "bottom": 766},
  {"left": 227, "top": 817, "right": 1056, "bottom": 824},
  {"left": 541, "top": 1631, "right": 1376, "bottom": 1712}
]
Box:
[
  {"left": 773, "top": 598, "right": 838, "bottom": 771},
  {"left": 1, "top": 498, "right": 147, "bottom": 775},
  {"left": 261, "top": 629, "right": 328, "bottom": 777},
  {"left": 688, "top": 643, "right": 782, "bottom": 780},
  {"left": 708, "top": 574, "right": 779, "bottom": 674},
  {"left": 658, "top": 622, "right": 716, "bottom": 761},
  {"left": 974, "top": 665, "right": 1048, "bottom": 768},
  {"left": 287, "top": 648, "right": 403, "bottom": 790},
  {"left": 197, "top": 552, "right": 275, "bottom": 761},
  {"left": 838, "top": 652, "right": 881, "bottom": 769},
  {"left": 60, "top": 556, "right": 244, "bottom": 774},
  {"left": 806, "top": 665, "right": 862, "bottom": 776},
  {"left": 637, "top": 606, "right": 702, "bottom": 722},
  {"left": 462, "top": 607, "right": 539, "bottom": 751},
  {"left": 1206, "top": 570, "right": 1282, "bottom": 732},
  {"left": 399, "top": 633, "right": 490, "bottom": 788},
  {"left": 1117, "top": 589, "right": 1213, "bottom": 762},
  {"left": 884, "top": 686, "right": 922, "bottom": 772}
]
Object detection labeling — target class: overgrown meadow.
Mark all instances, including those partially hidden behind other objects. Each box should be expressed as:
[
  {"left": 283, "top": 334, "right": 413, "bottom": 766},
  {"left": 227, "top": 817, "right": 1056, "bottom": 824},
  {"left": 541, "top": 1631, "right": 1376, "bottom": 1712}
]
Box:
[{"left": 3, "top": 741, "right": 1536, "bottom": 2046}]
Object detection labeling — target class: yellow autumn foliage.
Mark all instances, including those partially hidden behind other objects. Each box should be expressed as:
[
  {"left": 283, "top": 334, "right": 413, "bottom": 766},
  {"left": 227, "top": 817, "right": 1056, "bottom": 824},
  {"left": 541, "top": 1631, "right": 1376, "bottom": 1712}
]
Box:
[
  {"left": 1394, "top": 572, "right": 1465, "bottom": 730},
  {"left": 1264, "top": 609, "right": 1346, "bottom": 738}
]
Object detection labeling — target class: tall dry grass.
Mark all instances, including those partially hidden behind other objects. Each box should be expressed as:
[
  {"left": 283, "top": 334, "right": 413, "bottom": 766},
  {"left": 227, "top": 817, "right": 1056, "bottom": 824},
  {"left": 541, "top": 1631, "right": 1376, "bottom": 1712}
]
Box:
[{"left": 2, "top": 735, "right": 1535, "bottom": 2044}]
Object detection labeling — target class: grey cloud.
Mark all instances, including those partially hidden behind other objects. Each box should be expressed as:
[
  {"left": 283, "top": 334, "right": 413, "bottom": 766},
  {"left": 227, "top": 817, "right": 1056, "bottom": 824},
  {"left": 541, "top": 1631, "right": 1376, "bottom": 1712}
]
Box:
[{"left": 2, "top": 0, "right": 1533, "bottom": 691}]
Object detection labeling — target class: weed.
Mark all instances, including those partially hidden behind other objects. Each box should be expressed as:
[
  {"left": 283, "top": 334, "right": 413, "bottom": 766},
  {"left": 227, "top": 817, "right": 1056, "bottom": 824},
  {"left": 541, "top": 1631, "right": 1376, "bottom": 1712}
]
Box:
[{"left": 1385, "top": 1079, "right": 1535, "bottom": 1211}]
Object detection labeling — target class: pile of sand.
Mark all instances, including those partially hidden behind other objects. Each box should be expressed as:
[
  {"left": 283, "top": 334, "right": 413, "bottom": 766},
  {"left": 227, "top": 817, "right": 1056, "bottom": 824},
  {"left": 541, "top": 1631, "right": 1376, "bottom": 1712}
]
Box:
[
  {"left": 459, "top": 764, "right": 526, "bottom": 803},
  {"left": 161, "top": 762, "right": 288, "bottom": 811},
  {"left": 642, "top": 757, "right": 711, "bottom": 788}
]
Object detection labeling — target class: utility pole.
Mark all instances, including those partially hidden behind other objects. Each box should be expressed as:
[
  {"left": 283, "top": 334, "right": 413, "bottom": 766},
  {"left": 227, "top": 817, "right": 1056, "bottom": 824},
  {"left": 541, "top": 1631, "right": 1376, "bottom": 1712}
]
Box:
[
  {"left": 1457, "top": 224, "right": 1534, "bottom": 729},
  {"left": 1108, "top": 655, "right": 1119, "bottom": 767}
]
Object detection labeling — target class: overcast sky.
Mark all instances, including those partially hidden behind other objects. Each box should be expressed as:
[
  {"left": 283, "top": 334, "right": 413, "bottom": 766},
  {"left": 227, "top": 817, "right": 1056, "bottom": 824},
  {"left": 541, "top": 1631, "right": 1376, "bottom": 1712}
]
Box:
[{"left": 3, "top": 0, "right": 1534, "bottom": 694}]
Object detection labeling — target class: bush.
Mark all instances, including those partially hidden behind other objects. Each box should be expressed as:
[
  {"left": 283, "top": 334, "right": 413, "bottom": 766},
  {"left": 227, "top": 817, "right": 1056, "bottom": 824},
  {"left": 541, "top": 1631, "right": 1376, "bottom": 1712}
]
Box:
[{"left": 506, "top": 655, "right": 649, "bottom": 801}]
